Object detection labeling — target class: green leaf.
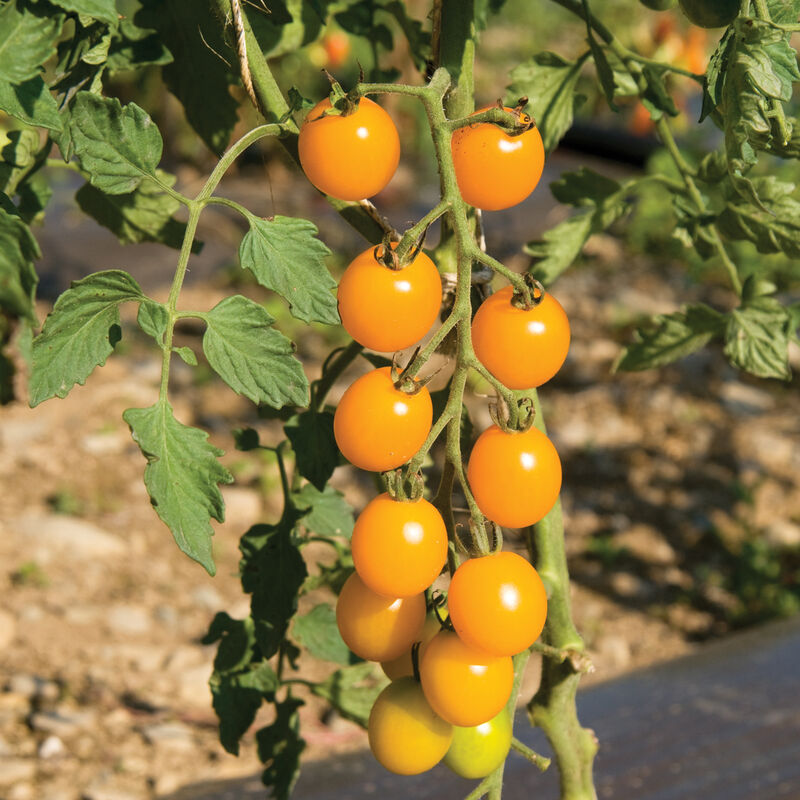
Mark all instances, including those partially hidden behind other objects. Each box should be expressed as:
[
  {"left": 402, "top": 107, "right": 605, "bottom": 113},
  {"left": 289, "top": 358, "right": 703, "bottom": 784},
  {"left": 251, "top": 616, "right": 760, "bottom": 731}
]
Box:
[
  {"left": 249, "top": 0, "right": 324, "bottom": 60},
  {"left": 173, "top": 346, "right": 197, "bottom": 366},
  {"left": 0, "top": 76, "right": 62, "bottom": 131},
  {"left": 587, "top": 37, "right": 617, "bottom": 111},
  {"left": 614, "top": 305, "right": 725, "bottom": 372},
  {"left": 0, "top": 129, "right": 40, "bottom": 196},
  {"left": 48, "top": 0, "right": 119, "bottom": 26},
  {"left": 75, "top": 170, "right": 193, "bottom": 249},
  {"left": 106, "top": 19, "right": 173, "bottom": 72},
  {"left": 202, "top": 295, "right": 309, "bottom": 408},
  {"left": 640, "top": 64, "right": 679, "bottom": 120},
  {"left": 17, "top": 172, "right": 52, "bottom": 224},
  {"left": 124, "top": 401, "right": 234, "bottom": 575},
  {"left": 294, "top": 483, "right": 354, "bottom": 539},
  {"left": 311, "top": 663, "right": 387, "bottom": 728},
  {"left": 526, "top": 214, "right": 595, "bottom": 286},
  {"left": 204, "top": 612, "right": 260, "bottom": 673},
  {"left": 239, "top": 515, "right": 308, "bottom": 658},
  {"left": 381, "top": 1, "right": 431, "bottom": 71},
  {"left": 233, "top": 427, "right": 261, "bottom": 451},
  {"left": 284, "top": 410, "right": 339, "bottom": 491},
  {"left": 255, "top": 697, "right": 306, "bottom": 800},
  {"left": 136, "top": 299, "right": 168, "bottom": 344},
  {"left": 29, "top": 270, "right": 142, "bottom": 405},
  {"left": 507, "top": 51, "right": 587, "bottom": 155},
  {"left": 0, "top": 348, "right": 15, "bottom": 405},
  {"left": 134, "top": 0, "right": 239, "bottom": 155},
  {"left": 724, "top": 297, "right": 792, "bottom": 380},
  {"left": 0, "top": 206, "right": 41, "bottom": 323},
  {"left": 69, "top": 92, "right": 163, "bottom": 195},
  {"left": 239, "top": 215, "right": 338, "bottom": 326},
  {"left": 292, "top": 603, "right": 353, "bottom": 665},
  {"left": 0, "top": 2, "right": 62, "bottom": 84}
]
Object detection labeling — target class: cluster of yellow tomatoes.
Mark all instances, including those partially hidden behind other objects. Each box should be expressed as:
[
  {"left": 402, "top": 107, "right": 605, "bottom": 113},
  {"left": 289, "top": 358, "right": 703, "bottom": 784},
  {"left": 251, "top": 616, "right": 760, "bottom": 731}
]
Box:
[{"left": 298, "top": 92, "right": 570, "bottom": 777}]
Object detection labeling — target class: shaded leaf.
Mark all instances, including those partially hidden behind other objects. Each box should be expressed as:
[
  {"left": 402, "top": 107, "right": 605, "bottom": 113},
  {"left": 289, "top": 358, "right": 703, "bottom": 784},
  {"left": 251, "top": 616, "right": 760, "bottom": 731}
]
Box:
[
  {"left": 124, "top": 401, "right": 233, "bottom": 575},
  {"left": 256, "top": 696, "right": 306, "bottom": 800},
  {"left": 724, "top": 297, "right": 792, "bottom": 380},
  {"left": 29, "top": 270, "right": 144, "bottom": 405},
  {"left": 284, "top": 410, "right": 339, "bottom": 491},
  {"left": 292, "top": 603, "right": 354, "bottom": 665},
  {"left": 202, "top": 295, "right": 309, "bottom": 408},
  {"left": 48, "top": 0, "right": 119, "bottom": 26},
  {"left": 0, "top": 76, "right": 62, "bottom": 131},
  {"left": 294, "top": 483, "right": 354, "bottom": 539},
  {"left": 106, "top": 19, "right": 173, "bottom": 72},
  {"left": 239, "top": 215, "right": 338, "bottom": 325},
  {"left": 311, "top": 663, "right": 387, "bottom": 728}
]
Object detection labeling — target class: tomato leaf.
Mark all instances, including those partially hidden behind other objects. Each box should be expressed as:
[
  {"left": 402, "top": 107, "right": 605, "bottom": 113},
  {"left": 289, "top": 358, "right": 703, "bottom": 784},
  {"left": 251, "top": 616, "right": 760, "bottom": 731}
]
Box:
[
  {"left": 136, "top": 299, "right": 168, "bottom": 345},
  {"left": 614, "top": 304, "right": 725, "bottom": 372},
  {"left": 292, "top": 603, "right": 355, "bottom": 665},
  {"left": 507, "top": 51, "right": 587, "bottom": 155},
  {"left": 284, "top": 410, "right": 339, "bottom": 491},
  {"left": 75, "top": 170, "right": 196, "bottom": 250},
  {"left": 724, "top": 295, "right": 793, "bottom": 381},
  {"left": 0, "top": 2, "right": 63, "bottom": 84},
  {"left": 28, "top": 270, "right": 149, "bottom": 405},
  {"left": 255, "top": 697, "right": 306, "bottom": 800},
  {"left": 47, "top": 0, "right": 119, "bottom": 27},
  {"left": 124, "top": 401, "right": 233, "bottom": 575},
  {"left": 202, "top": 295, "right": 309, "bottom": 409},
  {"left": 68, "top": 92, "right": 163, "bottom": 195},
  {"left": 134, "top": 0, "right": 239, "bottom": 155},
  {"left": 0, "top": 76, "right": 62, "bottom": 131},
  {"left": 0, "top": 203, "right": 39, "bottom": 325},
  {"left": 239, "top": 215, "right": 338, "bottom": 326},
  {"left": 311, "top": 663, "right": 387, "bottom": 728},
  {"left": 294, "top": 483, "right": 354, "bottom": 539},
  {"left": 240, "top": 515, "right": 308, "bottom": 659},
  {"left": 106, "top": 19, "right": 173, "bottom": 72}
]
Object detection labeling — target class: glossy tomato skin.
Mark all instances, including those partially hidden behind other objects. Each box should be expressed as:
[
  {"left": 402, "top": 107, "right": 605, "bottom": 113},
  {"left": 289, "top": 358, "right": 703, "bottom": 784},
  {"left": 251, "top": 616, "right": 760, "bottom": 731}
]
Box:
[
  {"left": 381, "top": 610, "right": 442, "bottom": 680},
  {"left": 352, "top": 493, "right": 447, "bottom": 598},
  {"left": 419, "top": 631, "right": 514, "bottom": 727},
  {"left": 368, "top": 677, "right": 453, "bottom": 775},
  {"left": 451, "top": 108, "right": 545, "bottom": 211},
  {"left": 336, "top": 572, "right": 426, "bottom": 662},
  {"left": 448, "top": 551, "right": 548, "bottom": 656},
  {"left": 467, "top": 424, "right": 561, "bottom": 528},
  {"left": 443, "top": 708, "right": 513, "bottom": 779},
  {"left": 298, "top": 97, "right": 400, "bottom": 201},
  {"left": 338, "top": 244, "right": 442, "bottom": 353},
  {"left": 472, "top": 285, "right": 570, "bottom": 389},
  {"left": 334, "top": 367, "right": 432, "bottom": 472}
]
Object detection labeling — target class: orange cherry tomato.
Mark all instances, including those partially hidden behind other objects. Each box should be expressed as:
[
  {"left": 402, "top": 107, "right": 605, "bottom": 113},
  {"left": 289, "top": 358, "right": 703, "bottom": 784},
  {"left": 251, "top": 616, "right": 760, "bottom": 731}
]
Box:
[
  {"left": 298, "top": 96, "right": 400, "bottom": 201},
  {"left": 451, "top": 107, "right": 545, "bottom": 211},
  {"left": 335, "top": 572, "right": 426, "bottom": 662},
  {"left": 322, "top": 31, "right": 351, "bottom": 69},
  {"left": 467, "top": 425, "right": 561, "bottom": 528},
  {"left": 338, "top": 243, "right": 442, "bottom": 353},
  {"left": 471, "top": 285, "right": 570, "bottom": 389},
  {"left": 352, "top": 493, "right": 447, "bottom": 598},
  {"left": 448, "top": 551, "right": 548, "bottom": 656},
  {"left": 368, "top": 677, "right": 453, "bottom": 775},
  {"left": 381, "top": 610, "right": 442, "bottom": 680},
  {"left": 419, "top": 631, "right": 514, "bottom": 726},
  {"left": 334, "top": 367, "right": 432, "bottom": 472}
]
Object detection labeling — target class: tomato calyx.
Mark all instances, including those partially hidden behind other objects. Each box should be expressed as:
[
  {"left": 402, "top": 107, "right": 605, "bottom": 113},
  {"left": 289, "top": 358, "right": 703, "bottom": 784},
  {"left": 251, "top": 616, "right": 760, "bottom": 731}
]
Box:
[
  {"left": 510, "top": 274, "right": 546, "bottom": 311},
  {"left": 314, "top": 74, "right": 361, "bottom": 118},
  {"left": 390, "top": 351, "right": 437, "bottom": 395},
  {"left": 488, "top": 394, "right": 536, "bottom": 435},
  {"left": 383, "top": 468, "right": 425, "bottom": 502}
]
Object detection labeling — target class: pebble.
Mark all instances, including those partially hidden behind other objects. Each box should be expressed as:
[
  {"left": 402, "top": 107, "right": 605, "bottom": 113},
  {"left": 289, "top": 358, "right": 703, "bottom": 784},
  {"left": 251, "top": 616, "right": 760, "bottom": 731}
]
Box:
[
  {"left": 191, "top": 584, "right": 223, "bottom": 612},
  {"left": 6, "top": 674, "right": 60, "bottom": 701},
  {"left": 30, "top": 709, "right": 96, "bottom": 738},
  {"left": 0, "top": 609, "right": 17, "bottom": 650},
  {"left": 0, "top": 757, "right": 36, "bottom": 786},
  {"left": 12, "top": 514, "right": 125, "bottom": 561},
  {"left": 38, "top": 735, "right": 66, "bottom": 759},
  {"left": 106, "top": 605, "right": 151, "bottom": 636},
  {"left": 140, "top": 721, "right": 195, "bottom": 751}
]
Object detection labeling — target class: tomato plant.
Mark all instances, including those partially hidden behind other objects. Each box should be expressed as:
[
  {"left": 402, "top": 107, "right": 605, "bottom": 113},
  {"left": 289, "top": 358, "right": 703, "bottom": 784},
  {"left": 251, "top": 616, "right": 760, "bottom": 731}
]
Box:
[
  {"left": 467, "top": 424, "right": 562, "bottom": 528},
  {"left": 472, "top": 284, "right": 570, "bottom": 389},
  {"left": 368, "top": 677, "right": 453, "bottom": 775},
  {"left": 451, "top": 107, "right": 545, "bottom": 211},
  {"left": 448, "top": 551, "right": 548, "bottom": 657},
  {"left": 298, "top": 96, "right": 401, "bottom": 201},
  {"left": 419, "top": 631, "right": 514, "bottom": 727},
  {"left": 333, "top": 367, "right": 433, "bottom": 472},
  {"left": 443, "top": 709, "right": 513, "bottom": 780},
  {"left": 337, "top": 243, "right": 443, "bottom": 353},
  {"left": 352, "top": 493, "right": 447, "bottom": 598}
]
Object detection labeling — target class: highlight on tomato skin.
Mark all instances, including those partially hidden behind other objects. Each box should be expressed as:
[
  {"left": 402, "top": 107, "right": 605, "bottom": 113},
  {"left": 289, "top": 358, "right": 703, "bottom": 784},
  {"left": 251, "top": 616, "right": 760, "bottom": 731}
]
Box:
[
  {"left": 451, "top": 106, "right": 545, "bottom": 211},
  {"left": 467, "top": 424, "right": 562, "bottom": 529},
  {"left": 297, "top": 96, "right": 400, "bottom": 201},
  {"left": 337, "top": 243, "right": 442, "bottom": 353},
  {"left": 333, "top": 367, "right": 433, "bottom": 472},
  {"left": 471, "top": 284, "right": 570, "bottom": 390},
  {"left": 368, "top": 677, "right": 453, "bottom": 775},
  {"left": 447, "top": 551, "right": 548, "bottom": 657}
]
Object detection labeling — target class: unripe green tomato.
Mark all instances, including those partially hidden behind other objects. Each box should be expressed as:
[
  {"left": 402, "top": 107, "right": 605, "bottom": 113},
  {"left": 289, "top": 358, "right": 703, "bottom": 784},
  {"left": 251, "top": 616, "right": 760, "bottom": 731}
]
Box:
[
  {"left": 639, "top": 0, "right": 676, "bottom": 9},
  {"left": 443, "top": 708, "right": 513, "bottom": 779},
  {"left": 678, "top": 0, "right": 738, "bottom": 28}
]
